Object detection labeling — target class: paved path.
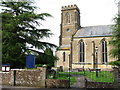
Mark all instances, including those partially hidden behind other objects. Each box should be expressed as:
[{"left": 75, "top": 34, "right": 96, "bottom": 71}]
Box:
[{"left": 71, "top": 75, "right": 86, "bottom": 88}]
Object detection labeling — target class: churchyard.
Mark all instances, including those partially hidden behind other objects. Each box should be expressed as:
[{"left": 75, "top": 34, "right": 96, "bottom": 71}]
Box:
[
  {"left": 1, "top": 1, "right": 120, "bottom": 89},
  {"left": 58, "top": 71, "right": 114, "bottom": 83},
  {"left": 1, "top": 64, "right": 120, "bottom": 88}
]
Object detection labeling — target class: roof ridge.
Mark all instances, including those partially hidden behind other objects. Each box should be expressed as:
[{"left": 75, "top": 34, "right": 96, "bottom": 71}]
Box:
[
  {"left": 81, "top": 24, "right": 113, "bottom": 28},
  {"left": 74, "top": 24, "right": 113, "bottom": 38}
]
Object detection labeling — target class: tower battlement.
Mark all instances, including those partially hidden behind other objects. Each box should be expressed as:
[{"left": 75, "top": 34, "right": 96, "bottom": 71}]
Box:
[{"left": 62, "top": 4, "right": 79, "bottom": 11}]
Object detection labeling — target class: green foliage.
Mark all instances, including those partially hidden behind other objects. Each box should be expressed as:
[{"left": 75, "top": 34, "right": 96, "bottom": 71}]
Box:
[
  {"left": 35, "top": 48, "right": 58, "bottom": 67},
  {"left": 109, "top": 60, "right": 120, "bottom": 66},
  {"left": 84, "top": 71, "right": 114, "bottom": 82},
  {"left": 35, "top": 64, "right": 43, "bottom": 67},
  {"left": 47, "top": 72, "right": 76, "bottom": 85},
  {"left": 109, "top": 14, "right": 120, "bottom": 66},
  {"left": 1, "top": 1, "right": 57, "bottom": 68},
  {"left": 55, "top": 73, "right": 76, "bottom": 85}
]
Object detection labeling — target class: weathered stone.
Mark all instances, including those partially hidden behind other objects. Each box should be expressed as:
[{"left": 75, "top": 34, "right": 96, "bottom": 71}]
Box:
[
  {"left": 1, "top": 68, "right": 46, "bottom": 88},
  {"left": 1, "top": 68, "right": 69, "bottom": 88},
  {"left": 46, "top": 79, "right": 69, "bottom": 88},
  {"left": 86, "top": 82, "right": 113, "bottom": 88},
  {"left": 56, "top": 4, "right": 116, "bottom": 71},
  {"left": 113, "top": 67, "right": 120, "bottom": 88}
]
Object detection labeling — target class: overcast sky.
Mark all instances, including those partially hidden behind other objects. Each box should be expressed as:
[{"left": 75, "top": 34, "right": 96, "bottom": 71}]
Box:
[{"left": 34, "top": 0, "right": 118, "bottom": 46}]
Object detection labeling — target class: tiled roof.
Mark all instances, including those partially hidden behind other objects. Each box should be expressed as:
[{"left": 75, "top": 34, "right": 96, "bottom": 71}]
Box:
[{"left": 74, "top": 25, "right": 113, "bottom": 38}]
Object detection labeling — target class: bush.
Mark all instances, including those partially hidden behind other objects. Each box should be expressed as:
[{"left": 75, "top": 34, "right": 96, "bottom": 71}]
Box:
[
  {"left": 109, "top": 60, "right": 120, "bottom": 67},
  {"left": 35, "top": 64, "right": 43, "bottom": 67}
]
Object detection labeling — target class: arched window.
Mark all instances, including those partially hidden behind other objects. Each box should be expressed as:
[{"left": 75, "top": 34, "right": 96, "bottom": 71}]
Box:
[
  {"left": 63, "top": 52, "right": 66, "bottom": 62},
  {"left": 80, "top": 41, "right": 85, "bottom": 62},
  {"left": 101, "top": 40, "right": 107, "bottom": 64},
  {"left": 65, "top": 13, "right": 70, "bottom": 23}
]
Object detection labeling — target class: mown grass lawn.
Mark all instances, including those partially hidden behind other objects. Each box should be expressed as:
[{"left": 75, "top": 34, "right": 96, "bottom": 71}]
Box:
[
  {"left": 59, "top": 71, "right": 114, "bottom": 83},
  {"left": 55, "top": 73, "right": 76, "bottom": 85},
  {"left": 47, "top": 71, "right": 114, "bottom": 85},
  {"left": 47, "top": 72, "right": 76, "bottom": 85},
  {"left": 84, "top": 71, "right": 114, "bottom": 82}
]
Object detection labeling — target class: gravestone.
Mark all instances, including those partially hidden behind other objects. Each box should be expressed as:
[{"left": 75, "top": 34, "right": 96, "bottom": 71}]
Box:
[{"left": 26, "top": 54, "right": 35, "bottom": 68}]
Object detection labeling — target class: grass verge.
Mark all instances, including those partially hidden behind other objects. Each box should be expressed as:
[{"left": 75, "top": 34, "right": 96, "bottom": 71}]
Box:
[
  {"left": 59, "top": 71, "right": 114, "bottom": 82},
  {"left": 47, "top": 72, "right": 76, "bottom": 85}
]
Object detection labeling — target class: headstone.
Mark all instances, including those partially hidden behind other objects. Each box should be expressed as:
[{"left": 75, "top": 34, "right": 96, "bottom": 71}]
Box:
[{"left": 26, "top": 54, "right": 35, "bottom": 68}]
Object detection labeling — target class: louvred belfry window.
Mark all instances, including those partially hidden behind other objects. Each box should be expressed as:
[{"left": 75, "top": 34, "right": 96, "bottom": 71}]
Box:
[{"left": 65, "top": 12, "right": 70, "bottom": 24}]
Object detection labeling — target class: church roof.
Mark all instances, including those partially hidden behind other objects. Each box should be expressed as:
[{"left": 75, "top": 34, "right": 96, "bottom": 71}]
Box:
[
  {"left": 74, "top": 25, "right": 113, "bottom": 38},
  {"left": 59, "top": 44, "right": 70, "bottom": 50}
]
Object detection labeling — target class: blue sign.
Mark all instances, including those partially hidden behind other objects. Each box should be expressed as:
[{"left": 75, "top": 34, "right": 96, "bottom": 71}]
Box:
[
  {"left": 26, "top": 54, "right": 35, "bottom": 68},
  {"left": 2, "top": 64, "right": 10, "bottom": 66}
]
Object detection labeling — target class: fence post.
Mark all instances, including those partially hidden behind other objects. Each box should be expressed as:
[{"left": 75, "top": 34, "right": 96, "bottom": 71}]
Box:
[
  {"left": 84, "top": 78, "right": 87, "bottom": 88},
  {"left": 113, "top": 67, "right": 120, "bottom": 88},
  {"left": 13, "top": 70, "right": 16, "bottom": 86},
  {"left": 42, "top": 65, "right": 47, "bottom": 88}
]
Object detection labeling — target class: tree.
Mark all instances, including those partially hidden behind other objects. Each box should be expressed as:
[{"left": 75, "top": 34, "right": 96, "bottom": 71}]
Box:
[
  {"left": 44, "top": 48, "right": 58, "bottom": 67},
  {"left": 1, "top": 1, "right": 57, "bottom": 68},
  {"left": 35, "top": 48, "right": 58, "bottom": 68},
  {"left": 109, "top": 14, "right": 120, "bottom": 67}
]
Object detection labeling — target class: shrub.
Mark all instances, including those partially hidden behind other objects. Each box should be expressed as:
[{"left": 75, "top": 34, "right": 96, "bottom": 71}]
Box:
[
  {"left": 109, "top": 60, "right": 120, "bottom": 67},
  {"left": 35, "top": 64, "right": 43, "bottom": 67}
]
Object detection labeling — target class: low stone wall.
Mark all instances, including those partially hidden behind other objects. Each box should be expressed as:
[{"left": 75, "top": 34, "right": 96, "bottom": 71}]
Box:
[
  {"left": 15, "top": 69, "right": 46, "bottom": 87},
  {"left": 1, "top": 68, "right": 69, "bottom": 88},
  {"left": 86, "top": 82, "right": 113, "bottom": 88},
  {"left": 0, "top": 72, "right": 11, "bottom": 85},
  {"left": 46, "top": 79, "right": 69, "bottom": 88},
  {"left": 113, "top": 67, "right": 120, "bottom": 88},
  {"left": 1, "top": 67, "right": 46, "bottom": 88}
]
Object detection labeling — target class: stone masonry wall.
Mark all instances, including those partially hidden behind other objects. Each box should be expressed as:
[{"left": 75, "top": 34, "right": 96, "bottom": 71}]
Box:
[
  {"left": 1, "top": 68, "right": 69, "bottom": 88},
  {"left": 86, "top": 82, "right": 113, "bottom": 88},
  {"left": 46, "top": 79, "right": 69, "bottom": 88},
  {"left": 1, "top": 67, "right": 46, "bottom": 88},
  {"left": 113, "top": 67, "right": 120, "bottom": 88},
  {"left": 15, "top": 69, "right": 46, "bottom": 87},
  {"left": 0, "top": 72, "right": 11, "bottom": 85}
]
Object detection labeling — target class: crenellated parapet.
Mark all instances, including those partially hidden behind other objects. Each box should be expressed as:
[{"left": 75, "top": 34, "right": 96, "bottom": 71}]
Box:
[{"left": 62, "top": 4, "right": 79, "bottom": 11}]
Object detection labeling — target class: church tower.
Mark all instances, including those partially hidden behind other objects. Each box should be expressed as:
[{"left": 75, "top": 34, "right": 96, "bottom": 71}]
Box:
[
  {"left": 59, "top": 4, "right": 80, "bottom": 46},
  {"left": 56, "top": 4, "right": 80, "bottom": 71}
]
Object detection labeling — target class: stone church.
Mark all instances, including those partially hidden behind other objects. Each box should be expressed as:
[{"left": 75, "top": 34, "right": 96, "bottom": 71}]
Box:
[{"left": 55, "top": 4, "right": 116, "bottom": 71}]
